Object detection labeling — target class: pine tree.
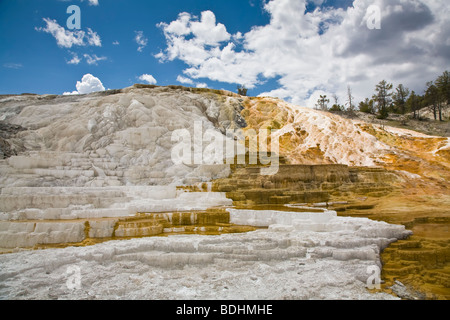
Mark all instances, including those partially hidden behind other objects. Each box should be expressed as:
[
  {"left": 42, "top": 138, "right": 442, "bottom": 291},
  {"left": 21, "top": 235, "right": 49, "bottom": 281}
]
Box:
[
  {"left": 373, "top": 80, "right": 393, "bottom": 119},
  {"left": 392, "top": 84, "right": 410, "bottom": 114},
  {"left": 406, "top": 91, "right": 421, "bottom": 120},
  {"left": 358, "top": 98, "right": 375, "bottom": 114},
  {"left": 435, "top": 71, "right": 450, "bottom": 121},
  {"left": 425, "top": 81, "right": 440, "bottom": 121},
  {"left": 329, "top": 94, "right": 343, "bottom": 112}
]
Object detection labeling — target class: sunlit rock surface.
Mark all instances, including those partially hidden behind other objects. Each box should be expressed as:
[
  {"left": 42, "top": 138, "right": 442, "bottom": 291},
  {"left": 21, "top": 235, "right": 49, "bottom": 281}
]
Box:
[
  {"left": 0, "top": 209, "right": 411, "bottom": 300},
  {"left": 0, "top": 86, "right": 245, "bottom": 188},
  {"left": 0, "top": 86, "right": 448, "bottom": 299},
  {"left": 240, "top": 97, "right": 450, "bottom": 174}
]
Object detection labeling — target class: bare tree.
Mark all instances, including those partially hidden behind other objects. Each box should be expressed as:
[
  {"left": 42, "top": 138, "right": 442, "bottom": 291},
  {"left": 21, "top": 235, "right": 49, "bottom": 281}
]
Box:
[
  {"left": 346, "top": 85, "right": 355, "bottom": 112},
  {"left": 333, "top": 94, "right": 339, "bottom": 105},
  {"left": 315, "top": 95, "right": 330, "bottom": 111},
  {"left": 330, "top": 94, "right": 343, "bottom": 112},
  {"left": 237, "top": 85, "right": 248, "bottom": 96}
]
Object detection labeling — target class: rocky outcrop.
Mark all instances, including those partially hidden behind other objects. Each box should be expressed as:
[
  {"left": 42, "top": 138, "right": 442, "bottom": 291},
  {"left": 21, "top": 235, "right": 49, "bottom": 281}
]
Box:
[
  {"left": 0, "top": 122, "right": 26, "bottom": 159},
  {"left": 213, "top": 164, "right": 402, "bottom": 207}
]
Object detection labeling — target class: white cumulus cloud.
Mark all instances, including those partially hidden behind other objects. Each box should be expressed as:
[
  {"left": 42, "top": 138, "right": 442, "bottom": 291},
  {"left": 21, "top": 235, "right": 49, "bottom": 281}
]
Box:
[
  {"left": 176, "top": 75, "right": 194, "bottom": 85},
  {"left": 63, "top": 74, "right": 105, "bottom": 95},
  {"left": 60, "top": 0, "right": 99, "bottom": 6},
  {"left": 86, "top": 28, "right": 102, "bottom": 46},
  {"left": 135, "top": 31, "right": 148, "bottom": 52},
  {"left": 83, "top": 54, "right": 107, "bottom": 65},
  {"left": 157, "top": 0, "right": 450, "bottom": 108},
  {"left": 66, "top": 52, "right": 81, "bottom": 65},
  {"left": 36, "top": 18, "right": 102, "bottom": 48},
  {"left": 196, "top": 83, "right": 208, "bottom": 88},
  {"left": 139, "top": 74, "right": 157, "bottom": 85},
  {"left": 176, "top": 75, "right": 209, "bottom": 88}
]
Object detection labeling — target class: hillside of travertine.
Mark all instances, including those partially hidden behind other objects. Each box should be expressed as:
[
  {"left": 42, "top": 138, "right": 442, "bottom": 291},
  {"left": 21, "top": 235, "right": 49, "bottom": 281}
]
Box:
[{"left": 0, "top": 85, "right": 448, "bottom": 299}]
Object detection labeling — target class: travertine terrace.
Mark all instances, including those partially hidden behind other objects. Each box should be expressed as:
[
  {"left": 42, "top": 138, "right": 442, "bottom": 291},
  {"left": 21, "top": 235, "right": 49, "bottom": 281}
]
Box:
[{"left": 0, "top": 85, "right": 448, "bottom": 299}]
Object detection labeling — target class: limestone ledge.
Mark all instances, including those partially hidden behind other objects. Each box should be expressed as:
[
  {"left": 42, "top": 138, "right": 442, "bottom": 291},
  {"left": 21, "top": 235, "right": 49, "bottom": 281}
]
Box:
[
  {"left": 0, "top": 186, "right": 231, "bottom": 221},
  {"left": 0, "top": 206, "right": 411, "bottom": 254},
  {"left": 0, "top": 208, "right": 412, "bottom": 300}
]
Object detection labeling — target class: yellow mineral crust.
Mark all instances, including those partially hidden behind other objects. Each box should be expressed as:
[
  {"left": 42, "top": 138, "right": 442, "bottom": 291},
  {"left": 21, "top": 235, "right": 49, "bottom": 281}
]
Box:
[
  {"left": 24, "top": 208, "right": 257, "bottom": 252},
  {"left": 232, "top": 97, "right": 450, "bottom": 299}
]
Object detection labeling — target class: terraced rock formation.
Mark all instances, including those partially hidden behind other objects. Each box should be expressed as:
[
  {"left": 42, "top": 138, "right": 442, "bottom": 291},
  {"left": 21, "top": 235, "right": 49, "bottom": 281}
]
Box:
[
  {"left": 235, "top": 94, "right": 450, "bottom": 299},
  {"left": 213, "top": 163, "right": 402, "bottom": 207},
  {"left": 0, "top": 208, "right": 412, "bottom": 300},
  {"left": 334, "top": 191, "right": 450, "bottom": 300},
  {"left": 0, "top": 85, "right": 448, "bottom": 299}
]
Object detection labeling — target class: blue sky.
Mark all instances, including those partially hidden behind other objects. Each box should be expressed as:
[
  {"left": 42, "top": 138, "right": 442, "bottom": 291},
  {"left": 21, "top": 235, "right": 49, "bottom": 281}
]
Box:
[
  {"left": 1, "top": 0, "right": 448, "bottom": 108},
  {"left": 0, "top": 0, "right": 273, "bottom": 95}
]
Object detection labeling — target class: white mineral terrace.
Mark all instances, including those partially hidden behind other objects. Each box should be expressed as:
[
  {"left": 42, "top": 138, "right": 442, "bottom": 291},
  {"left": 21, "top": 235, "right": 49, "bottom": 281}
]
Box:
[
  {"left": 0, "top": 186, "right": 232, "bottom": 249},
  {"left": 0, "top": 88, "right": 421, "bottom": 299},
  {"left": 0, "top": 193, "right": 412, "bottom": 299}
]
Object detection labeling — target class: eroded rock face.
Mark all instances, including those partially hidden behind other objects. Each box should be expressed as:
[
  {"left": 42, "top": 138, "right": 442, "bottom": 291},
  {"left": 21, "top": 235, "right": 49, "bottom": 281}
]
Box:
[
  {"left": 0, "top": 122, "right": 26, "bottom": 159},
  {"left": 0, "top": 86, "right": 247, "bottom": 188}
]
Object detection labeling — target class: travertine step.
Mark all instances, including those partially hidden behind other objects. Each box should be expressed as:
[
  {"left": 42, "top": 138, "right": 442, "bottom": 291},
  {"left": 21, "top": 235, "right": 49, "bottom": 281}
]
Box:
[
  {"left": 0, "top": 221, "right": 86, "bottom": 248},
  {"left": 0, "top": 208, "right": 232, "bottom": 248},
  {"left": 213, "top": 164, "right": 400, "bottom": 206}
]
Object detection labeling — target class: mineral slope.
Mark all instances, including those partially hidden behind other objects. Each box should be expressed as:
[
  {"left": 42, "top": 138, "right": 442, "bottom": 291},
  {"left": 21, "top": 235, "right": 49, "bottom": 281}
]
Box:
[{"left": 0, "top": 85, "right": 448, "bottom": 299}]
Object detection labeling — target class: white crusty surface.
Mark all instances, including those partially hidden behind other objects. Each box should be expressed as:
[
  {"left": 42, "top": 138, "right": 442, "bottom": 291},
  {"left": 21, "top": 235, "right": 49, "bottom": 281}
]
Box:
[{"left": 0, "top": 209, "right": 411, "bottom": 300}]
